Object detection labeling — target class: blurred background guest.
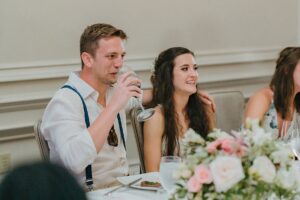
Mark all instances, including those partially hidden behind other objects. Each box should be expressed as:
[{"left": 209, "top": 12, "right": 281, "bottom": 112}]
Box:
[
  {"left": 244, "top": 47, "right": 300, "bottom": 139},
  {"left": 0, "top": 162, "right": 87, "bottom": 200}
]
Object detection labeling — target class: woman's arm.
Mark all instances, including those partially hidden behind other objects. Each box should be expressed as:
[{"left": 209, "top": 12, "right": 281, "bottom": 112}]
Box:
[
  {"left": 143, "top": 107, "right": 164, "bottom": 172},
  {"left": 244, "top": 88, "right": 272, "bottom": 122},
  {"left": 205, "top": 104, "right": 216, "bottom": 131}
]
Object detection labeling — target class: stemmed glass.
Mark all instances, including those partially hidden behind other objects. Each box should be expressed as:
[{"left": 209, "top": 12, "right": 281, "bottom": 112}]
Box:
[
  {"left": 119, "top": 65, "right": 155, "bottom": 121},
  {"left": 290, "top": 129, "right": 300, "bottom": 159},
  {"left": 279, "top": 120, "right": 292, "bottom": 142},
  {"left": 159, "top": 156, "right": 181, "bottom": 195}
]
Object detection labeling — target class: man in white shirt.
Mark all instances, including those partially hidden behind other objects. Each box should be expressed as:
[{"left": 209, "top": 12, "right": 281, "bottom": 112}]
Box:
[
  {"left": 41, "top": 23, "right": 215, "bottom": 190},
  {"left": 41, "top": 23, "right": 148, "bottom": 190}
]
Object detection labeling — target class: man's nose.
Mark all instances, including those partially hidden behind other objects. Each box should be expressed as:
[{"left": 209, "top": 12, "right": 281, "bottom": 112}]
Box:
[{"left": 114, "top": 56, "right": 123, "bottom": 68}]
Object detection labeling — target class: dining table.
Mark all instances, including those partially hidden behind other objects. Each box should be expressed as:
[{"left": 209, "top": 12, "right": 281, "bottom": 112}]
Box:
[{"left": 87, "top": 172, "right": 169, "bottom": 200}]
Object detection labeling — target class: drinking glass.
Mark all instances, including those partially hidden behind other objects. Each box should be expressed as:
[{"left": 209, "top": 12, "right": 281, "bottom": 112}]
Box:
[
  {"left": 119, "top": 65, "right": 155, "bottom": 121},
  {"left": 279, "top": 120, "right": 292, "bottom": 142},
  {"left": 290, "top": 129, "right": 300, "bottom": 159},
  {"left": 159, "top": 156, "right": 181, "bottom": 194}
]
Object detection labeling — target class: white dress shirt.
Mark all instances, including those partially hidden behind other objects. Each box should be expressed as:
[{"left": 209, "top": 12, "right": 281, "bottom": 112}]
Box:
[{"left": 41, "top": 71, "right": 138, "bottom": 189}]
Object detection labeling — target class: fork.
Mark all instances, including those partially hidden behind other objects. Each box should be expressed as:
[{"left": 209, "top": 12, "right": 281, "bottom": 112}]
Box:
[{"left": 104, "top": 177, "right": 142, "bottom": 196}]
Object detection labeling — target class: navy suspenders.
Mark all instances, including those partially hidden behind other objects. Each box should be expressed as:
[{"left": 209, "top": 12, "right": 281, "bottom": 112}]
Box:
[{"left": 61, "top": 85, "right": 126, "bottom": 190}]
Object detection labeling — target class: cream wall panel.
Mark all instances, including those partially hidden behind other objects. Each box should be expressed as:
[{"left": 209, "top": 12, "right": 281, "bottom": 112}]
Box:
[
  {"left": 0, "top": 0, "right": 297, "bottom": 65},
  {"left": 0, "top": 138, "right": 40, "bottom": 165}
]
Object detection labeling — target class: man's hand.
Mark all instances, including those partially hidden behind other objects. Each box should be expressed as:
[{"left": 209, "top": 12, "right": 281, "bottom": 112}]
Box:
[
  {"left": 108, "top": 71, "right": 142, "bottom": 113},
  {"left": 198, "top": 90, "right": 216, "bottom": 113}
]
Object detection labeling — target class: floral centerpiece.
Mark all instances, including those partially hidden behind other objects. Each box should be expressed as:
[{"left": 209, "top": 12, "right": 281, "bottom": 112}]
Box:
[{"left": 172, "top": 119, "right": 300, "bottom": 200}]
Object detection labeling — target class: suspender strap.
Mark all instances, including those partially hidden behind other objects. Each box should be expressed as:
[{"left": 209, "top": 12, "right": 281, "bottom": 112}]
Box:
[
  {"left": 61, "top": 85, "right": 127, "bottom": 190},
  {"left": 117, "top": 113, "right": 126, "bottom": 150},
  {"left": 61, "top": 85, "right": 93, "bottom": 190}
]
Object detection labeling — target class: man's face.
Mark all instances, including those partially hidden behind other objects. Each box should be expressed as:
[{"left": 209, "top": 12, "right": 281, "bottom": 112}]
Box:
[{"left": 90, "top": 36, "right": 126, "bottom": 85}]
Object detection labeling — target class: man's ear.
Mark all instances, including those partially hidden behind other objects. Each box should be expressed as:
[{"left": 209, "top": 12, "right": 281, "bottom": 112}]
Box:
[{"left": 81, "top": 52, "right": 93, "bottom": 68}]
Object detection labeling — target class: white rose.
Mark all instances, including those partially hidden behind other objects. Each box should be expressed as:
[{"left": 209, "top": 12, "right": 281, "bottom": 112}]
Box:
[
  {"left": 183, "top": 128, "right": 205, "bottom": 144},
  {"left": 173, "top": 163, "right": 192, "bottom": 179},
  {"left": 209, "top": 156, "right": 245, "bottom": 192},
  {"left": 275, "top": 167, "right": 296, "bottom": 190},
  {"left": 245, "top": 118, "right": 260, "bottom": 130},
  {"left": 252, "top": 128, "right": 272, "bottom": 146},
  {"left": 270, "top": 148, "right": 293, "bottom": 166},
  {"left": 291, "top": 161, "right": 300, "bottom": 191},
  {"left": 181, "top": 169, "right": 192, "bottom": 179},
  {"left": 249, "top": 156, "right": 276, "bottom": 183},
  {"left": 267, "top": 193, "right": 281, "bottom": 200}
]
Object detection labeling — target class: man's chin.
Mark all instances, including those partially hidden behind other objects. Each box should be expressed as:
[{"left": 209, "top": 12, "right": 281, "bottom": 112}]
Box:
[{"left": 108, "top": 79, "right": 117, "bottom": 86}]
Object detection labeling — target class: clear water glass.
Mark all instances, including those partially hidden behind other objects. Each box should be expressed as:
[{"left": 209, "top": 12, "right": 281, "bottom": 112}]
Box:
[
  {"left": 290, "top": 129, "right": 300, "bottom": 159},
  {"left": 279, "top": 120, "right": 292, "bottom": 142},
  {"left": 159, "top": 156, "right": 181, "bottom": 194},
  {"left": 119, "top": 65, "right": 154, "bottom": 121}
]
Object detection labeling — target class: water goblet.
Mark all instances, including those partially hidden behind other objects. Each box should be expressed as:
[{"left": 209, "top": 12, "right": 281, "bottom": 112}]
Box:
[
  {"left": 118, "top": 65, "right": 155, "bottom": 121},
  {"left": 290, "top": 129, "right": 300, "bottom": 159},
  {"left": 159, "top": 156, "right": 181, "bottom": 195},
  {"left": 279, "top": 120, "right": 292, "bottom": 142}
]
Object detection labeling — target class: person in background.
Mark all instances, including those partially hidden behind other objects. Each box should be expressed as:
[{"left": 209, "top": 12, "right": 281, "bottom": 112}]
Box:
[
  {"left": 143, "top": 47, "right": 215, "bottom": 172},
  {"left": 0, "top": 162, "right": 87, "bottom": 200},
  {"left": 244, "top": 47, "right": 300, "bottom": 138}
]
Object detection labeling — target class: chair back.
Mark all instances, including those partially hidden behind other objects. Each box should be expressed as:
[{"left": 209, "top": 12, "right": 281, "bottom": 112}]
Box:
[
  {"left": 129, "top": 107, "right": 146, "bottom": 173},
  {"left": 33, "top": 119, "right": 50, "bottom": 161},
  {"left": 211, "top": 91, "right": 245, "bottom": 132}
]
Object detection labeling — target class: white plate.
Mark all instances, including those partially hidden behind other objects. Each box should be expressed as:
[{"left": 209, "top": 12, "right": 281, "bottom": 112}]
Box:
[{"left": 117, "top": 172, "right": 162, "bottom": 191}]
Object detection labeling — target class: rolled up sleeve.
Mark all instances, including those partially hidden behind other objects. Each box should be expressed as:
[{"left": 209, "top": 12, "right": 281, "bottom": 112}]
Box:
[{"left": 41, "top": 90, "right": 97, "bottom": 174}]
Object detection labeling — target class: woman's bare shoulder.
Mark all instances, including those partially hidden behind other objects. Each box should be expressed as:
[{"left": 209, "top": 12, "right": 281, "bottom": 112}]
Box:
[
  {"left": 143, "top": 106, "right": 164, "bottom": 135},
  {"left": 244, "top": 87, "right": 273, "bottom": 119},
  {"left": 252, "top": 87, "right": 273, "bottom": 101}
]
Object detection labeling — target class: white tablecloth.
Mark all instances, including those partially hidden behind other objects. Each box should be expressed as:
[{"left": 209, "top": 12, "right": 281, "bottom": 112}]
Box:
[{"left": 87, "top": 173, "right": 168, "bottom": 200}]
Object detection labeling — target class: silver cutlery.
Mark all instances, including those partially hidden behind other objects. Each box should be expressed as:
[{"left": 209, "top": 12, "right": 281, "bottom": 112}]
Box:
[{"left": 104, "top": 177, "right": 142, "bottom": 196}]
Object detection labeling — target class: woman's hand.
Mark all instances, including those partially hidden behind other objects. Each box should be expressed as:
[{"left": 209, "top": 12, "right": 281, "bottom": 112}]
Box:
[{"left": 198, "top": 90, "right": 216, "bottom": 113}]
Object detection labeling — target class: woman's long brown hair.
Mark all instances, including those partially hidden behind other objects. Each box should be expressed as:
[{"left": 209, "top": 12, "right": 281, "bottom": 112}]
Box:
[
  {"left": 270, "top": 47, "right": 300, "bottom": 119},
  {"left": 149, "top": 47, "right": 212, "bottom": 156}
]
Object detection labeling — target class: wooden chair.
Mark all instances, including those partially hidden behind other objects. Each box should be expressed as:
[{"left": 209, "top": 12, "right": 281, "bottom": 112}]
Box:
[
  {"left": 210, "top": 91, "right": 245, "bottom": 132},
  {"left": 33, "top": 119, "right": 50, "bottom": 161},
  {"left": 129, "top": 107, "right": 146, "bottom": 173}
]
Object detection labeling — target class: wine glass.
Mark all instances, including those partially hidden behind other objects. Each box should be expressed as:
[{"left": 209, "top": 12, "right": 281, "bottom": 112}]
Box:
[
  {"left": 279, "top": 120, "right": 292, "bottom": 142},
  {"left": 119, "top": 65, "right": 155, "bottom": 121},
  {"left": 290, "top": 129, "right": 300, "bottom": 159},
  {"left": 159, "top": 156, "right": 181, "bottom": 195}
]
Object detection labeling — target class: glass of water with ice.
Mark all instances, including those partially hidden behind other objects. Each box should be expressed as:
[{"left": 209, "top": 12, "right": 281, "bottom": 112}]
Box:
[{"left": 159, "top": 156, "right": 181, "bottom": 194}]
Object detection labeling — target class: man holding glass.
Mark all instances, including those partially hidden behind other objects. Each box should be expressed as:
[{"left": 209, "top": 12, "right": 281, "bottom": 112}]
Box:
[
  {"left": 41, "top": 23, "right": 148, "bottom": 190},
  {"left": 41, "top": 23, "right": 215, "bottom": 190}
]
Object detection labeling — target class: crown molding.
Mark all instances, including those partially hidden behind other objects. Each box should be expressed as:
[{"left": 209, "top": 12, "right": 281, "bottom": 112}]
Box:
[{"left": 0, "top": 47, "right": 280, "bottom": 83}]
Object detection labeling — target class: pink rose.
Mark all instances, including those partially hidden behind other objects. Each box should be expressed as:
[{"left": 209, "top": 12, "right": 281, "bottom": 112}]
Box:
[
  {"left": 221, "top": 138, "right": 240, "bottom": 154},
  {"left": 187, "top": 175, "right": 202, "bottom": 192},
  {"left": 207, "top": 140, "right": 222, "bottom": 153},
  {"left": 236, "top": 146, "right": 247, "bottom": 157},
  {"left": 194, "top": 164, "right": 213, "bottom": 184}
]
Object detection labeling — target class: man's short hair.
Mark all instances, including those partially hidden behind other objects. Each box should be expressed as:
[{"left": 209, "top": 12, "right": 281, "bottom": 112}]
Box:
[{"left": 80, "top": 23, "right": 127, "bottom": 67}]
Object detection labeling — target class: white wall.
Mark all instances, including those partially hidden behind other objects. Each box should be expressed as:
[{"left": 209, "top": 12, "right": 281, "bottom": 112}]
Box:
[
  {"left": 298, "top": 0, "right": 300, "bottom": 45},
  {"left": 0, "top": 0, "right": 299, "bottom": 174}
]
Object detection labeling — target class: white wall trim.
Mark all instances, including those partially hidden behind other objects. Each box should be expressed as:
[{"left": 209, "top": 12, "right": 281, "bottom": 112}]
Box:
[
  {"left": 0, "top": 47, "right": 280, "bottom": 83},
  {"left": 298, "top": 0, "right": 300, "bottom": 45}
]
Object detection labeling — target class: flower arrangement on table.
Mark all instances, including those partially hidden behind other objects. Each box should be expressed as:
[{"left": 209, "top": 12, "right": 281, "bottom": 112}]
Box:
[{"left": 172, "top": 119, "right": 300, "bottom": 200}]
